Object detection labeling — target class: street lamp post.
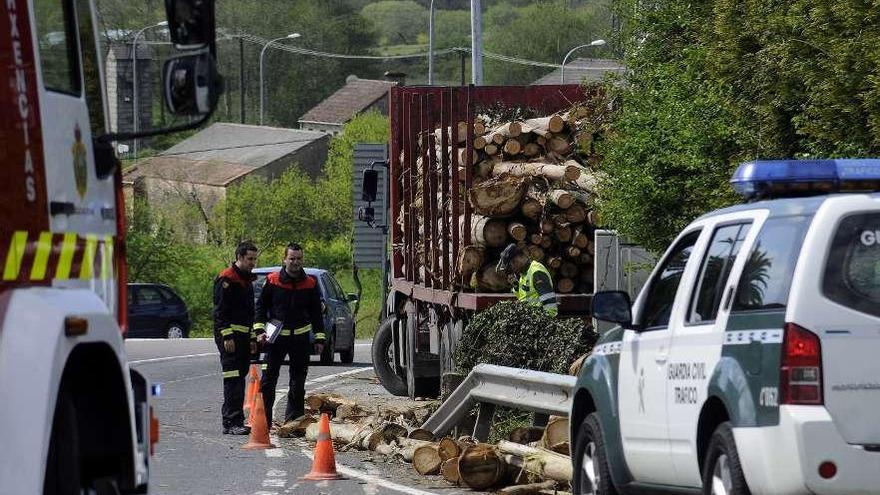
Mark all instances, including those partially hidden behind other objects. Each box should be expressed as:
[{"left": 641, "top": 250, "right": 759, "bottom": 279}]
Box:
[
  {"left": 260, "top": 33, "right": 301, "bottom": 126},
  {"left": 131, "top": 20, "right": 167, "bottom": 160},
  {"left": 560, "top": 39, "right": 606, "bottom": 84}
]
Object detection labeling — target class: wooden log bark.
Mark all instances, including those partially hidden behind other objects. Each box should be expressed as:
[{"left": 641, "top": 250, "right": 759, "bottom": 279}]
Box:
[
  {"left": 474, "top": 161, "right": 495, "bottom": 179},
  {"left": 540, "top": 219, "right": 555, "bottom": 234},
  {"left": 521, "top": 198, "right": 542, "bottom": 221},
  {"left": 497, "top": 440, "right": 573, "bottom": 482},
  {"left": 471, "top": 215, "right": 510, "bottom": 247},
  {"left": 413, "top": 444, "right": 443, "bottom": 475},
  {"left": 306, "top": 393, "right": 358, "bottom": 413},
  {"left": 469, "top": 176, "right": 528, "bottom": 217},
  {"left": 507, "top": 222, "right": 527, "bottom": 241},
  {"left": 368, "top": 423, "right": 409, "bottom": 450},
  {"left": 494, "top": 481, "right": 557, "bottom": 495},
  {"left": 408, "top": 428, "right": 436, "bottom": 441},
  {"left": 539, "top": 417, "right": 569, "bottom": 455},
  {"left": 473, "top": 262, "right": 511, "bottom": 291},
  {"left": 540, "top": 236, "right": 553, "bottom": 249},
  {"left": 575, "top": 170, "right": 598, "bottom": 192},
  {"left": 438, "top": 437, "right": 462, "bottom": 461},
  {"left": 530, "top": 233, "right": 544, "bottom": 245},
  {"left": 527, "top": 245, "right": 545, "bottom": 262},
  {"left": 547, "top": 256, "right": 562, "bottom": 269},
  {"left": 555, "top": 225, "right": 572, "bottom": 243},
  {"left": 475, "top": 135, "right": 488, "bottom": 150},
  {"left": 587, "top": 210, "right": 599, "bottom": 227},
  {"left": 547, "top": 136, "right": 572, "bottom": 155},
  {"left": 565, "top": 204, "right": 587, "bottom": 224},
  {"left": 560, "top": 262, "right": 578, "bottom": 279},
  {"left": 459, "top": 444, "right": 506, "bottom": 490},
  {"left": 441, "top": 457, "right": 461, "bottom": 484},
  {"left": 503, "top": 139, "right": 522, "bottom": 156},
  {"left": 565, "top": 246, "right": 581, "bottom": 258},
  {"left": 572, "top": 227, "right": 589, "bottom": 249},
  {"left": 525, "top": 115, "right": 565, "bottom": 134},
  {"left": 557, "top": 278, "right": 574, "bottom": 293},
  {"left": 548, "top": 190, "right": 574, "bottom": 209},
  {"left": 509, "top": 426, "right": 545, "bottom": 445},
  {"left": 484, "top": 143, "right": 499, "bottom": 155},
  {"left": 492, "top": 161, "right": 581, "bottom": 182},
  {"left": 277, "top": 415, "right": 317, "bottom": 438},
  {"left": 523, "top": 142, "right": 541, "bottom": 157}
]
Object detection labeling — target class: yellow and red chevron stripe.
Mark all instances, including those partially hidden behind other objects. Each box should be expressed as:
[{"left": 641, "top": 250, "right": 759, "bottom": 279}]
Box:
[{"left": 1, "top": 230, "right": 115, "bottom": 283}]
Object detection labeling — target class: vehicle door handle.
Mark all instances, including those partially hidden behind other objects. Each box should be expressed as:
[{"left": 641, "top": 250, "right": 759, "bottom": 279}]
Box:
[{"left": 655, "top": 354, "right": 668, "bottom": 364}]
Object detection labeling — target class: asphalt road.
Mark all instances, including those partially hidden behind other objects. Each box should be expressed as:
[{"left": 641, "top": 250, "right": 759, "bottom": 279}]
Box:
[{"left": 126, "top": 338, "right": 447, "bottom": 495}]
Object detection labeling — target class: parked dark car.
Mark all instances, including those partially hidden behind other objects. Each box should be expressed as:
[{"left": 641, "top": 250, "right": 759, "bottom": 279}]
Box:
[
  {"left": 126, "top": 283, "right": 191, "bottom": 339},
  {"left": 252, "top": 267, "right": 357, "bottom": 364}
]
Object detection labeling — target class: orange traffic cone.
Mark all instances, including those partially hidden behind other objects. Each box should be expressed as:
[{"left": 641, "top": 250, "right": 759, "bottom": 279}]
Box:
[
  {"left": 243, "top": 364, "right": 260, "bottom": 426},
  {"left": 242, "top": 392, "right": 275, "bottom": 450},
  {"left": 300, "top": 413, "right": 342, "bottom": 480}
]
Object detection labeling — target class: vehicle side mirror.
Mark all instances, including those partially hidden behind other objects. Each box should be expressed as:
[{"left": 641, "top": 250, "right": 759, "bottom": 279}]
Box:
[
  {"left": 591, "top": 291, "right": 633, "bottom": 328},
  {"left": 163, "top": 52, "right": 221, "bottom": 116},
  {"left": 346, "top": 293, "right": 359, "bottom": 302},
  {"left": 164, "top": 0, "right": 215, "bottom": 50},
  {"left": 362, "top": 169, "right": 378, "bottom": 202}
]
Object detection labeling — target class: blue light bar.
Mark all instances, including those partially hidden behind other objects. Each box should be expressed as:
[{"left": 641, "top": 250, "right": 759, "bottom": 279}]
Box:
[{"left": 731, "top": 159, "right": 880, "bottom": 199}]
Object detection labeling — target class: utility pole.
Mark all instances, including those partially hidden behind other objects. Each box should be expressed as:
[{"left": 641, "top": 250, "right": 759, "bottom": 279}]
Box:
[
  {"left": 470, "top": 0, "right": 483, "bottom": 85},
  {"left": 427, "top": 0, "right": 435, "bottom": 85},
  {"left": 459, "top": 48, "right": 466, "bottom": 86},
  {"left": 239, "top": 37, "right": 246, "bottom": 124}
]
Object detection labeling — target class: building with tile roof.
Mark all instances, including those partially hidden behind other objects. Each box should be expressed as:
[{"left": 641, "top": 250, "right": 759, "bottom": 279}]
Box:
[{"left": 298, "top": 77, "right": 397, "bottom": 135}]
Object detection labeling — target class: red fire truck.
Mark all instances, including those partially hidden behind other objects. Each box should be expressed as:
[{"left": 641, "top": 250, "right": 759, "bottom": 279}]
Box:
[{"left": 0, "top": 1, "right": 220, "bottom": 492}]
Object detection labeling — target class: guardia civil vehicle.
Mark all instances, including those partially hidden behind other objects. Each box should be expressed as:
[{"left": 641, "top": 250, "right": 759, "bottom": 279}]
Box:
[{"left": 571, "top": 160, "right": 880, "bottom": 495}]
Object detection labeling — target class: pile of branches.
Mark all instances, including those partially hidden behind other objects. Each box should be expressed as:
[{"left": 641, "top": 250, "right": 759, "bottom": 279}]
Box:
[{"left": 453, "top": 301, "right": 595, "bottom": 375}]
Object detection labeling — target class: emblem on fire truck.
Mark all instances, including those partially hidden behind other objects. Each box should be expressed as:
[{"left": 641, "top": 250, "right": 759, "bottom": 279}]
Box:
[{"left": 72, "top": 124, "right": 88, "bottom": 198}]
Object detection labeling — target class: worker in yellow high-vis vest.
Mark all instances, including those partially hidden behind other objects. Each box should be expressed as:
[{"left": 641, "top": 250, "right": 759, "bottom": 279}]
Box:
[{"left": 496, "top": 244, "right": 559, "bottom": 316}]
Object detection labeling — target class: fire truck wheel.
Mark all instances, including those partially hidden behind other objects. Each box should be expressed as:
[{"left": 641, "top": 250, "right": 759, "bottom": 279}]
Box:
[
  {"left": 44, "top": 389, "right": 83, "bottom": 495},
  {"left": 372, "top": 316, "right": 408, "bottom": 396}
]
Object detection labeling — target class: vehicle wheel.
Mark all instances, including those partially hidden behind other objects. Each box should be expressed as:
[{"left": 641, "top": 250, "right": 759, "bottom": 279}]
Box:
[
  {"left": 340, "top": 345, "right": 355, "bottom": 364},
  {"left": 572, "top": 413, "right": 618, "bottom": 495},
  {"left": 44, "top": 389, "right": 83, "bottom": 495},
  {"left": 166, "top": 322, "right": 186, "bottom": 339},
  {"left": 372, "top": 317, "right": 408, "bottom": 396},
  {"left": 320, "top": 333, "right": 335, "bottom": 365},
  {"left": 701, "top": 422, "right": 751, "bottom": 495}
]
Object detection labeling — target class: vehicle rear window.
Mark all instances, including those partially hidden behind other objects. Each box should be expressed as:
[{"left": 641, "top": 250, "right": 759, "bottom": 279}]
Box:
[
  {"left": 731, "top": 216, "right": 811, "bottom": 312},
  {"left": 823, "top": 212, "right": 880, "bottom": 318}
]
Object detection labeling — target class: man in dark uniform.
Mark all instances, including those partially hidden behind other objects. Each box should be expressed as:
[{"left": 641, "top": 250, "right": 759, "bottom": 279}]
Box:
[
  {"left": 213, "top": 241, "right": 258, "bottom": 435},
  {"left": 253, "top": 242, "right": 325, "bottom": 427}
]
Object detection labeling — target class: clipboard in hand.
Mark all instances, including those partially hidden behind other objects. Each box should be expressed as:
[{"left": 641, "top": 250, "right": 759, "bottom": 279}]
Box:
[{"left": 265, "top": 319, "right": 283, "bottom": 344}]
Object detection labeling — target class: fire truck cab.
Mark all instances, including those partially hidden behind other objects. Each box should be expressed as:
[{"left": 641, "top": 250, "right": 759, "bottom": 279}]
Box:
[{"left": 0, "top": 0, "right": 220, "bottom": 493}]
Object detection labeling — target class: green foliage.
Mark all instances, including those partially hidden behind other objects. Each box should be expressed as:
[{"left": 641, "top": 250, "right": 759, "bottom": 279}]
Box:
[
  {"left": 361, "top": 1, "right": 427, "bottom": 45},
  {"left": 596, "top": 0, "right": 880, "bottom": 252},
  {"left": 454, "top": 301, "right": 595, "bottom": 375},
  {"left": 483, "top": 1, "right": 614, "bottom": 85},
  {"left": 334, "top": 268, "right": 384, "bottom": 338}
]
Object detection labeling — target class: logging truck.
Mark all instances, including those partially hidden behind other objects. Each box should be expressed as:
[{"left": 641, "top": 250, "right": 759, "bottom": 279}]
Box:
[
  {"left": 0, "top": 1, "right": 220, "bottom": 492},
  {"left": 360, "top": 84, "right": 618, "bottom": 399}
]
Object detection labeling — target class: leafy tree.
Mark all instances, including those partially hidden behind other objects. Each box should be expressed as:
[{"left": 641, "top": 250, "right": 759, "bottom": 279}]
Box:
[
  {"left": 596, "top": 0, "right": 880, "bottom": 251},
  {"left": 361, "top": 1, "right": 427, "bottom": 45},
  {"left": 483, "top": 1, "right": 613, "bottom": 85}
]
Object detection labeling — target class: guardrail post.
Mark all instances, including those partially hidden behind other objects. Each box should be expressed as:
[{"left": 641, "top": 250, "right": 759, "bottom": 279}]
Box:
[
  {"left": 533, "top": 413, "right": 549, "bottom": 428},
  {"left": 473, "top": 402, "right": 496, "bottom": 442}
]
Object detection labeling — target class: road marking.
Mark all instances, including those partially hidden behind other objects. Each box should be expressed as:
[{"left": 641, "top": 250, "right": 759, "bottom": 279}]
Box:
[
  {"left": 163, "top": 373, "right": 215, "bottom": 385},
  {"left": 306, "top": 367, "right": 370, "bottom": 385},
  {"left": 130, "top": 352, "right": 216, "bottom": 364},
  {"left": 298, "top": 449, "right": 441, "bottom": 495}
]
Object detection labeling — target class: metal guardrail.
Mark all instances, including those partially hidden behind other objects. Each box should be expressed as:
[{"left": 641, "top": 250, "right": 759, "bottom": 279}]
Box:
[{"left": 421, "top": 364, "right": 576, "bottom": 441}]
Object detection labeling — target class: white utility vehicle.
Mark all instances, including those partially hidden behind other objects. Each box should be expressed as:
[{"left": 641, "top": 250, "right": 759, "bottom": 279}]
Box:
[{"left": 571, "top": 159, "right": 880, "bottom": 495}]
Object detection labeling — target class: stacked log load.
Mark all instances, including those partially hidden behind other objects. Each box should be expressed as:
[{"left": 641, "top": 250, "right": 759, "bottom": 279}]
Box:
[{"left": 398, "top": 104, "right": 602, "bottom": 294}]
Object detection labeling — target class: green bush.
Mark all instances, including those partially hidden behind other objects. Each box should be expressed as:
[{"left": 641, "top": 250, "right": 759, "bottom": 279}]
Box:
[{"left": 453, "top": 301, "right": 596, "bottom": 375}]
